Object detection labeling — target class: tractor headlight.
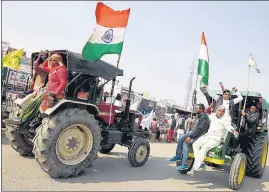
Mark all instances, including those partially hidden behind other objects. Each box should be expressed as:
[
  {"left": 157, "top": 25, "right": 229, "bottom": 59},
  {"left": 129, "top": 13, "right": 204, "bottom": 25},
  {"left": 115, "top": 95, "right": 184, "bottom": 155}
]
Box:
[{"left": 208, "top": 151, "right": 215, "bottom": 157}]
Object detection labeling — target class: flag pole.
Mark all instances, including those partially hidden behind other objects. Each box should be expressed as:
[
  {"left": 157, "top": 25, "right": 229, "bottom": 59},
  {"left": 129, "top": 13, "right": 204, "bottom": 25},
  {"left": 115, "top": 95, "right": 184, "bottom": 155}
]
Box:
[
  {"left": 191, "top": 60, "right": 198, "bottom": 118},
  {"left": 110, "top": 54, "right": 121, "bottom": 96},
  {"left": 108, "top": 7, "right": 130, "bottom": 97},
  {"left": 240, "top": 65, "right": 251, "bottom": 127},
  {"left": 243, "top": 65, "right": 251, "bottom": 111}
]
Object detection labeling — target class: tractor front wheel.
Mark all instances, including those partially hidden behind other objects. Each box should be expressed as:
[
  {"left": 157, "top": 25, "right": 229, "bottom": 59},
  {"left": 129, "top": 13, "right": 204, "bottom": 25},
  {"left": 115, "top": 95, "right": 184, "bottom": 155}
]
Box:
[
  {"left": 33, "top": 109, "right": 101, "bottom": 178},
  {"left": 229, "top": 153, "right": 246, "bottom": 190},
  {"left": 245, "top": 132, "right": 268, "bottom": 178},
  {"left": 128, "top": 138, "right": 150, "bottom": 167}
]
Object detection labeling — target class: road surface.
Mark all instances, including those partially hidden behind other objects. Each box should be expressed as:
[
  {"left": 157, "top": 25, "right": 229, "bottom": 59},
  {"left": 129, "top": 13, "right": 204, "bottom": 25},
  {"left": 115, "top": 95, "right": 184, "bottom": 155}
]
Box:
[{"left": 2, "top": 134, "right": 269, "bottom": 191}]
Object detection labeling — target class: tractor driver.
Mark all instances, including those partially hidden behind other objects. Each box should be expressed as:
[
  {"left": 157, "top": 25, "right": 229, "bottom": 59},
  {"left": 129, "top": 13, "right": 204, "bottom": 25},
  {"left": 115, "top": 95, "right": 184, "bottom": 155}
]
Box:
[{"left": 241, "top": 105, "right": 260, "bottom": 133}]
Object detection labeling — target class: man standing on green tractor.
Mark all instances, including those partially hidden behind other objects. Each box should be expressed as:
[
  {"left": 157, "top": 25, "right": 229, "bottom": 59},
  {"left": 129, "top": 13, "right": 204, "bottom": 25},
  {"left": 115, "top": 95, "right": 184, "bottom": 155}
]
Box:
[
  {"left": 201, "top": 86, "right": 243, "bottom": 123},
  {"left": 169, "top": 104, "right": 210, "bottom": 169},
  {"left": 187, "top": 105, "right": 239, "bottom": 175}
]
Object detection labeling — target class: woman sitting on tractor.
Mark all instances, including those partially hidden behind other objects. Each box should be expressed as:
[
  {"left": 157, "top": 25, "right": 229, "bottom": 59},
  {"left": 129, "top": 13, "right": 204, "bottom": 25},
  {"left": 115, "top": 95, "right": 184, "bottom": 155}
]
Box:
[
  {"left": 39, "top": 53, "right": 67, "bottom": 112},
  {"left": 27, "top": 50, "right": 50, "bottom": 94},
  {"left": 5, "top": 53, "right": 68, "bottom": 125}
]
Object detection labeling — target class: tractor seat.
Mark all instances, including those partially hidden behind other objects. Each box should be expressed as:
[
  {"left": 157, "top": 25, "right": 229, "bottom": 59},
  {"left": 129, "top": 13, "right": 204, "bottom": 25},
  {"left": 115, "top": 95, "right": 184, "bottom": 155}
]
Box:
[{"left": 77, "top": 91, "right": 88, "bottom": 100}]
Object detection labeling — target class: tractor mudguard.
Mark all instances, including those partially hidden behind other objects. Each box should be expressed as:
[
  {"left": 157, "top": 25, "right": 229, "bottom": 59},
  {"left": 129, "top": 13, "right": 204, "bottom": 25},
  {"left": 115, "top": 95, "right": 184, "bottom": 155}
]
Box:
[{"left": 43, "top": 99, "right": 100, "bottom": 116}]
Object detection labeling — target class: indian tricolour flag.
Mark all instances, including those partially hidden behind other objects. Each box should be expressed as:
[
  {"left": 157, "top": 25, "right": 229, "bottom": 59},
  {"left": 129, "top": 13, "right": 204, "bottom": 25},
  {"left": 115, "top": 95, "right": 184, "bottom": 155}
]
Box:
[
  {"left": 82, "top": 2, "right": 130, "bottom": 61},
  {"left": 197, "top": 32, "right": 209, "bottom": 88}
]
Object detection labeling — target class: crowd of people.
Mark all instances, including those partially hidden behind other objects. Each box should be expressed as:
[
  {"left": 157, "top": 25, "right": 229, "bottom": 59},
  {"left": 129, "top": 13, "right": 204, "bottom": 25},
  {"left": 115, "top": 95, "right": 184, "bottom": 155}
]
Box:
[{"left": 149, "top": 113, "right": 196, "bottom": 143}]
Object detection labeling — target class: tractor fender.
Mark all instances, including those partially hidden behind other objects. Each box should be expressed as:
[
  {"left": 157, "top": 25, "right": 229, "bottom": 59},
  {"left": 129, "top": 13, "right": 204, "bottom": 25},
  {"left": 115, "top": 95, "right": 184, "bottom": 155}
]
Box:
[{"left": 43, "top": 99, "right": 100, "bottom": 116}]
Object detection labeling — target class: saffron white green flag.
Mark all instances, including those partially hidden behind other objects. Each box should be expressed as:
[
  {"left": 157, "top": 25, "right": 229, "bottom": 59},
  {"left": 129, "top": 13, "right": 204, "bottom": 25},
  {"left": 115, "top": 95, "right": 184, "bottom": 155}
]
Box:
[
  {"left": 248, "top": 54, "right": 261, "bottom": 73},
  {"left": 82, "top": 2, "right": 131, "bottom": 61},
  {"left": 197, "top": 32, "right": 209, "bottom": 88}
]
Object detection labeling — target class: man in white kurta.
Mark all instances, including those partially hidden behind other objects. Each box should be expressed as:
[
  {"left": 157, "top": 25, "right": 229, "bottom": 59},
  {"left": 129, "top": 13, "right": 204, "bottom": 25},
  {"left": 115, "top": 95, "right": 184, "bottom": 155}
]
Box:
[{"left": 187, "top": 105, "right": 238, "bottom": 175}]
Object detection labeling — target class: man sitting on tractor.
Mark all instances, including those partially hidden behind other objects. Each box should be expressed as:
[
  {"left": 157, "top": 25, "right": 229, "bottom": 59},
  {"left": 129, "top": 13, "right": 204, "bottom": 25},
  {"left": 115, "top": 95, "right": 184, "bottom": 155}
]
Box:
[
  {"left": 170, "top": 104, "right": 210, "bottom": 171},
  {"left": 187, "top": 105, "right": 239, "bottom": 176}
]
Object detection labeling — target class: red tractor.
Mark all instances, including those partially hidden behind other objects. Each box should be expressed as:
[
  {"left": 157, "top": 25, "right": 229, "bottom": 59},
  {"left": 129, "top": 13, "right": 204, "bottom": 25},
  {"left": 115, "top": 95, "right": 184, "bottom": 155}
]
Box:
[{"left": 4, "top": 50, "right": 150, "bottom": 178}]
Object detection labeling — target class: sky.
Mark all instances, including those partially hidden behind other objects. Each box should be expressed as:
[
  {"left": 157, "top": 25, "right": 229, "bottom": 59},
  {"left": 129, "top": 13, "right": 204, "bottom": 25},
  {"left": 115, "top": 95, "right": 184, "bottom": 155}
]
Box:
[{"left": 2, "top": 1, "right": 269, "bottom": 108}]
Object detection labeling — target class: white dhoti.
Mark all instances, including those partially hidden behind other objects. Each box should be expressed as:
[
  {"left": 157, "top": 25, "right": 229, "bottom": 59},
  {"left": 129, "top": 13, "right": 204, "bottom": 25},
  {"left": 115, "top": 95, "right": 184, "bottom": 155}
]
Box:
[{"left": 192, "top": 134, "right": 220, "bottom": 171}]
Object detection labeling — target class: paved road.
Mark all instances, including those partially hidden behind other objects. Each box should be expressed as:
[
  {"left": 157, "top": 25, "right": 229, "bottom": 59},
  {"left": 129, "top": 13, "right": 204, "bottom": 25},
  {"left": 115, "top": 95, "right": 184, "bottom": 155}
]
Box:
[{"left": 2, "top": 134, "right": 269, "bottom": 191}]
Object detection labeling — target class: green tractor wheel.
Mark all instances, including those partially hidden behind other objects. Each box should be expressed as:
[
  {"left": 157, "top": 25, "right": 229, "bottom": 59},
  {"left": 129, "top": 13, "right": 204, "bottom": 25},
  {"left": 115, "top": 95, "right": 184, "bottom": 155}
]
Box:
[
  {"left": 245, "top": 132, "right": 268, "bottom": 178},
  {"left": 229, "top": 153, "right": 247, "bottom": 190}
]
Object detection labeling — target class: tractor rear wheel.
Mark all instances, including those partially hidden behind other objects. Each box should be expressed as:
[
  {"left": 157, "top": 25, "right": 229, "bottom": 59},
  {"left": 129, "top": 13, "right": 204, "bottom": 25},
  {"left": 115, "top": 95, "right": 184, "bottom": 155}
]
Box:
[
  {"left": 33, "top": 109, "right": 101, "bottom": 178},
  {"left": 99, "top": 142, "right": 115, "bottom": 154},
  {"left": 5, "top": 107, "right": 33, "bottom": 157},
  {"left": 128, "top": 138, "right": 150, "bottom": 167},
  {"left": 229, "top": 153, "right": 246, "bottom": 190},
  {"left": 245, "top": 132, "right": 268, "bottom": 178}
]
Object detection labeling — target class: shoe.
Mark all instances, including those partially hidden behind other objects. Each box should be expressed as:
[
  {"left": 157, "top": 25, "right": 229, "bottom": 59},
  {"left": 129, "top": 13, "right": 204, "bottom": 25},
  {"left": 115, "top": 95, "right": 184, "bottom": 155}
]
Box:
[
  {"left": 187, "top": 168, "right": 197, "bottom": 176},
  {"left": 177, "top": 164, "right": 188, "bottom": 171},
  {"left": 4, "top": 118, "right": 22, "bottom": 126},
  {"left": 77, "top": 92, "right": 88, "bottom": 100},
  {"left": 198, "top": 164, "right": 206, "bottom": 171},
  {"left": 170, "top": 156, "right": 181, "bottom": 162}
]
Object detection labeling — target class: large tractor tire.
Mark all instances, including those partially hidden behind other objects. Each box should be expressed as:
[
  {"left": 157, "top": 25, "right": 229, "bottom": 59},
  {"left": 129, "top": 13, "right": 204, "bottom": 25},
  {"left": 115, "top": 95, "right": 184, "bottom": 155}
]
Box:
[
  {"left": 245, "top": 132, "right": 268, "bottom": 178},
  {"left": 99, "top": 141, "right": 115, "bottom": 154},
  {"left": 229, "top": 153, "right": 246, "bottom": 190},
  {"left": 33, "top": 109, "right": 102, "bottom": 178},
  {"left": 128, "top": 138, "right": 150, "bottom": 167},
  {"left": 5, "top": 107, "right": 34, "bottom": 157}
]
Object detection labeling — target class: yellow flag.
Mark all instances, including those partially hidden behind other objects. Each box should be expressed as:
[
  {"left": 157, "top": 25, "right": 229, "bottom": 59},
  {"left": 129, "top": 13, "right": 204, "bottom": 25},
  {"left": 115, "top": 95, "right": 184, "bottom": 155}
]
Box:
[
  {"left": 2, "top": 49, "right": 24, "bottom": 70},
  {"left": 143, "top": 92, "right": 150, "bottom": 98}
]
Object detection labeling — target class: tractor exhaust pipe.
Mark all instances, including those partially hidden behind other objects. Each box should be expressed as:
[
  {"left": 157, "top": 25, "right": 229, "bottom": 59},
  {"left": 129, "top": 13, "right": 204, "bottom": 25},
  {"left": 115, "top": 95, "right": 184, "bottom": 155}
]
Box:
[{"left": 125, "top": 77, "right": 136, "bottom": 119}]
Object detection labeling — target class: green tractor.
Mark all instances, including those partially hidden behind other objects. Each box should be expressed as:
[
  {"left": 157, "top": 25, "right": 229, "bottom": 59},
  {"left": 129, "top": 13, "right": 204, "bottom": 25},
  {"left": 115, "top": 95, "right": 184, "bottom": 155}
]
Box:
[{"left": 177, "top": 90, "right": 268, "bottom": 190}]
